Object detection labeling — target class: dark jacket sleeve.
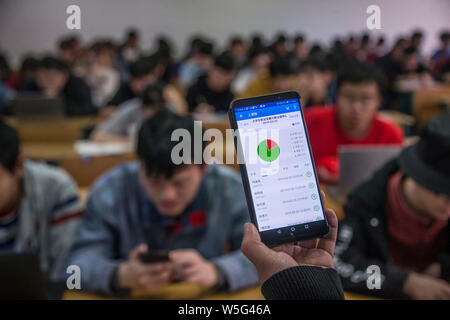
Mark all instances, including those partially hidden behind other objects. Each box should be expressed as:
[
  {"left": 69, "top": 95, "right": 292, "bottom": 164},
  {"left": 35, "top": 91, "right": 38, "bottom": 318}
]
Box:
[
  {"left": 185, "top": 84, "right": 198, "bottom": 112},
  {"left": 261, "top": 266, "right": 345, "bottom": 300},
  {"left": 334, "top": 199, "right": 410, "bottom": 299},
  {"left": 438, "top": 253, "right": 450, "bottom": 282},
  {"left": 64, "top": 75, "right": 96, "bottom": 116}
]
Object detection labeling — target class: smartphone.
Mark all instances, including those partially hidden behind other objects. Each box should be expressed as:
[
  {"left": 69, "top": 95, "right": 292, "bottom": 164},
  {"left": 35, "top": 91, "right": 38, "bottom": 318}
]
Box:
[
  {"left": 139, "top": 251, "right": 170, "bottom": 263},
  {"left": 228, "top": 91, "right": 329, "bottom": 247}
]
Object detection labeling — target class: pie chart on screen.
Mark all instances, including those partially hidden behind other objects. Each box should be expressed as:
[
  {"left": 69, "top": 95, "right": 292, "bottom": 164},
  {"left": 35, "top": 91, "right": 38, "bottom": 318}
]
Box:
[{"left": 257, "top": 139, "right": 280, "bottom": 162}]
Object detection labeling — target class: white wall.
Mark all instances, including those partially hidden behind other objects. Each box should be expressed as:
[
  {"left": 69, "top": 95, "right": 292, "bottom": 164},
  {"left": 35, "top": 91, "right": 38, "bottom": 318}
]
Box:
[{"left": 1, "top": 0, "right": 449, "bottom": 66}]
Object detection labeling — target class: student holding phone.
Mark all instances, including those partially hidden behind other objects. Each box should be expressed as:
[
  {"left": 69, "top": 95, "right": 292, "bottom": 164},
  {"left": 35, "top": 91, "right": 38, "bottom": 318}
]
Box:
[{"left": 66, "top": 110, "right": 258, "bottom": 296}]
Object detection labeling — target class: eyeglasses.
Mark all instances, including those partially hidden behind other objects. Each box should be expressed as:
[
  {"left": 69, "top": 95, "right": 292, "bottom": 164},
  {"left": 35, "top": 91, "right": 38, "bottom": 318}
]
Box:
[{"left": 338, "top": 92, "right": 378, "bottom": 105}]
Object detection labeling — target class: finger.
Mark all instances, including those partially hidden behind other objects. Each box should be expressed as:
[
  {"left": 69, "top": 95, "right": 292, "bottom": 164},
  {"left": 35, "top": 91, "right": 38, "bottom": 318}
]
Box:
[
  {"left": 297, "top": 239, "right": 317, "bottom": 249},
  {"left": 178, "top": 265, "right": 200, "bottom": 278},
  {"left": 129, "top": 243, "right": 148, "bottom": 260},
  {"left": 317, "top": 209, "right": 338, "bottom": 255},
  {"left": 320, "top": 190, "right": 326, "bottom": 202},
  {"left": 439, "top": 284, "right": 450, "bottom": 299},
  {"left": 184, "top": 274, "right": 204, "bottom": 285},
  {"left": 241, "top": 222, "right": 277, "bottom": 267},
  {"left": 169, "top": 249, "right": 197, "bottom": 264},
  {"left": 148, "top": 262, "right": 175, "bottom": 275}
]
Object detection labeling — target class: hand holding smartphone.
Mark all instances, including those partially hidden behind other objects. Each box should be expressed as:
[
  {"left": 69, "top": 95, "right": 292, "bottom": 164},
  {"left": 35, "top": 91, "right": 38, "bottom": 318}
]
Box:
[{"left": 228, "top": 91, "right": 329, "bottom": 247}]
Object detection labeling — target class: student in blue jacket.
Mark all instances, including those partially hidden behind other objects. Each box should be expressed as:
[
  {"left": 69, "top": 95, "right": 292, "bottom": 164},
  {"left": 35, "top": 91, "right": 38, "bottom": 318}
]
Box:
[{"left": 66, "top": 110, "right": 258, "bottom": 295}]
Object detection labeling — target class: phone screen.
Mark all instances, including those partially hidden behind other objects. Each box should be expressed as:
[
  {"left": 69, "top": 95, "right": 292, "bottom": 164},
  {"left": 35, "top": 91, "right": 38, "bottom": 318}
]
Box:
[{"left": 233, "top": 97, "right": 325, "bottom": 234}]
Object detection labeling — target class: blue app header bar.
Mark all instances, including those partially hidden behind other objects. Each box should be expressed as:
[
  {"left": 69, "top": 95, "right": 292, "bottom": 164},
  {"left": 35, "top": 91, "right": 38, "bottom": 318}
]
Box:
[{"left": 235, "top": 98, "right": 300, "bottom": 121}]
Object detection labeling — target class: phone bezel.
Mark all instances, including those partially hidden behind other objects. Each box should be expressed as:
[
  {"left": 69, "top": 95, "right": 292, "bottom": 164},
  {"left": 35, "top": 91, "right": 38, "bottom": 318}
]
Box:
[
  {"left": 139, "top": 251, "right": 170, "bottom": 263},
  {"left": 228, "top": 91, "right": 329, "bottom": 247}
]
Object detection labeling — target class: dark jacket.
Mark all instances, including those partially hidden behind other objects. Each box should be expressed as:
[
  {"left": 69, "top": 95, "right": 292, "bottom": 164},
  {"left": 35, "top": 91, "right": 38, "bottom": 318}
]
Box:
[
  {"left": 261, "top": 266, "right": 345, "bottom": 300},
  {"left": 186, "top": 75, "right": 234, "bottom": 113},
  {"left": 334, "top": 159, "right": 450, "bottom": 299},
  {"left": 21, "top": 75, "right": 94, "bottom": 116}
]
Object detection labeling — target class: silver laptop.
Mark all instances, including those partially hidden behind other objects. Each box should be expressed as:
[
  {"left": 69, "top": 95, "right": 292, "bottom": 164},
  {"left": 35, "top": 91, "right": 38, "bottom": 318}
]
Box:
[
  {"left": 11, "top": 94, "right": 66, "bottom": 122},
  {"left": 328, "top": 145, "right": 403, "bottom": 203}
]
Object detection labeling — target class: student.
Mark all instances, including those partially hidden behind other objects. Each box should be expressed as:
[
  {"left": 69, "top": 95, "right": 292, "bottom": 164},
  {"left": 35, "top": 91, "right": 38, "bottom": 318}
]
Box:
[
  {"left": 6, "top": 56, "right": 39, "bottom": 90},
  {"left": 178, "top": 41, "right": 214, "bottom": 89},
  {"left": 431, "top": 31, "right": 450, "bottom": 77},
  {"left": 91, "top": 84, "right": 165, "bottom": 143},
  {"left": 241, "top": 200, "right": 344, "bottom": 300},
  {"left": 231, "top": 46, "right": 271, "bottom": 95},
  {"left": 0, "top": 120, "right": 83, "bottom": 283},
  {"left": 20, "top": 56, "right": 94, "bottom": 116},
  {"left": 290, "top": 34, "right": 309, "bottom": 69},
  {"left": 297, "top": 58, "right": 334, "bottom": 108},
  {"left": 392, "top": 46, "right": 434, "bottom": 93},
  {"left": 80, "top": 41, "right": 120, "bottom": 108},
  {"left": 226, "top": 36, "right": 248, "bottom": 70},
  {"left": 238, "top": 57, "right": 295, "bottom": 98},
  {"left": 58, "top": 35, "right": 83, "bottom": 69},
  {"left": 186, "top": 54, "right": 235, "bottom": 113},
  {"left": 118, "top": 29, "right": 140, "bottom": 69},
  {"left": 107, "top": 57, "right": 158, "bottom": 107},
  {"left": 304, "top": 62, "right": 403, "bottom": 183},
  {"left": 270, "top": 33, "right": 289, "bottom": 59},
  {"left": 334, "top": 114, "right": 450, "bottom": 299},
  {"left": 106, "top": 56, "right": 186, "bottom": 115},
  {"left": 67, "top": 111, "right": 258, "bottom": 295}
]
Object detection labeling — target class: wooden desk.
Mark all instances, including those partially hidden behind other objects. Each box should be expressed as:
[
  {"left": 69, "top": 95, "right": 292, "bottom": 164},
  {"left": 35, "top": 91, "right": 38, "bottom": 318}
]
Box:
[
  {"left": 413, "top": 86, "right": 450, "bottom": 129},
  {"left": 60, "top": 152, "right": 135, "bottom": 187},
  {"left": 5, "top": 116, "right": 97, "bottom": 143},
  {"left": 64, "top": 284, "right": 263, "bottom": 300},
  {"left": 63, "top": 284, "right": 377, "bottom": 300},
  {"left": 22, "top": 142, "right": 135, "bottom": 187},
  {"left": 22, "top": 142, "right": 78, "bottom": 161}
]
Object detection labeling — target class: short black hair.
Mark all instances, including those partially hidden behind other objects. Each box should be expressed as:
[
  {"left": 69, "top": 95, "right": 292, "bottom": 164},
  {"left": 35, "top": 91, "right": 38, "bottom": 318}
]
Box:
[
  {"left": 129, "top": 56, "right": 157, "bottom": 78},
  {"left": 141, "top": 84, "right": 165, "bottom": 109},
  {"left": 20, "top": 56, "right": 39, "bottom": 73},
  {"left": 404, "top": 46, "right": 417, "bottom": 56},
  {"left": 214, "top": 53, "right": 235, "bottom": 71},
  {"left": 294, "top": 34, "right": 305, "bottom": 44},
  {"left": 298, "top": 57, "right": 330, "bottom": 73},
  {"left": 58, "top": 35, "right": 78, "bottom": 51},
  {"left": 38, "top": 56, "right": 69, "bottom": 72},
  {"left": 137, "top": 110, "right": 204, "bottom": 179},
  {"left": 230, "top": 36, "right": 244, "bottom": 47},
  {"left": 198, "top": 41, "right": 214, "bottom": 55},
  {"left": 440, "top": 31, "right": 450, "bottom": 42},
  {"left": 411, "top": 30, "right": 423, "bottom": 39},
  {"left": 247, "top": 45, "right": 268, "bottom": 61},
  {"left": 336, "top": 61, "right": 384, "bottom": 92},
  {"left": 126, "top": 28, "right": 139, "bottom": 39},
  {"left": 0, "top": 120, "right": 20, "bottom": 173},
  {"left": 269, "top": 57, "right": 293, "bottom": 77}
]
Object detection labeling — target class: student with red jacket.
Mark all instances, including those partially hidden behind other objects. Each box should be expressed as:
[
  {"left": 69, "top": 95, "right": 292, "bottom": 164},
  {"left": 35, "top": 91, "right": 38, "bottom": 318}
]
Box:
[{"left": 304, "top": 62, "right": 403, "bottom": 184}]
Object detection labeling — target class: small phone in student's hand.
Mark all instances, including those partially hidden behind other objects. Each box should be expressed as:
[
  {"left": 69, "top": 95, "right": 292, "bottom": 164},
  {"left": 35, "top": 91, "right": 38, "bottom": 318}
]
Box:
[
  {"left": 228, "top": 91, "right": 329, "bottom": 247},
  {"left": 139, "top": 251, "right": 170, "bottom": 263}
]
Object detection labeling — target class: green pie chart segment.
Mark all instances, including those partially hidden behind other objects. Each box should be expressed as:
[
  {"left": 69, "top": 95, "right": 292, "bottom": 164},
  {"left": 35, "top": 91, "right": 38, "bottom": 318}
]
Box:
[{"left": 257, "top": 139, "right": 280, "bottom": 162}]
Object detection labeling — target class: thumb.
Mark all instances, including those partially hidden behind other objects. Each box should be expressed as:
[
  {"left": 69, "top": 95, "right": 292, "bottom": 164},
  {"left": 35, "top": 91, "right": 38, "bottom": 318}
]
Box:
[
  {"left": 129, "top": 243, "right": 148, "bottom": 260},
  {"left": 241, "top": 223, "right": 274, "bottom": 267}
]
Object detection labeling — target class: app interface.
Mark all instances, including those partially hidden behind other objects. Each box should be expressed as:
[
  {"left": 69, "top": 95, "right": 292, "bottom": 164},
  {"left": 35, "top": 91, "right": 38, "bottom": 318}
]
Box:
[{"left": 235, "top": 98, "right": 324, "bottom": 232}]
